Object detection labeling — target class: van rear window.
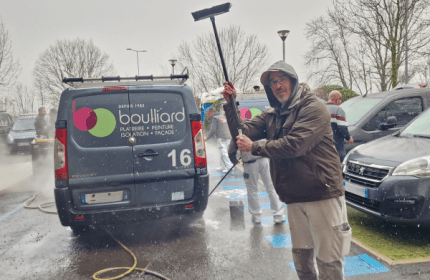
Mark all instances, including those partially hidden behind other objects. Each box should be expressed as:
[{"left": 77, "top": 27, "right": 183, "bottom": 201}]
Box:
[{"left": 71, "top": 92, "right": 187, "bottom": 148}]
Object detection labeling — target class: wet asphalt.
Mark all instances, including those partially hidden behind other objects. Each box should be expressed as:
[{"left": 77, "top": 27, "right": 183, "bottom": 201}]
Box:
[{"left": 0, "top": 140, "right": 429, "bottom": 279}]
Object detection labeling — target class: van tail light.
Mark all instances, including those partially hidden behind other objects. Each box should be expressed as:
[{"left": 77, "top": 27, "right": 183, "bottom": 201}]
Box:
[
  {"left": 191, "top": 120, "right": 207, "bottom": 168},
  {"left": 55, "top": 128, "right": 68, "bottom": 180}
]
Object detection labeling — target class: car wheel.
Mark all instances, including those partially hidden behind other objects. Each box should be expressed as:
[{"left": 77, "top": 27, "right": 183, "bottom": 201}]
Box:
[{"left": 9, "top": 148, "right": 16, "bottom": 154}]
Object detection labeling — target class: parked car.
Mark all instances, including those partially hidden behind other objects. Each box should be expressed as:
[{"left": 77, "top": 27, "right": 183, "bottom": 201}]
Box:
[
  {"left": 342, "top": 106, "right": 430, "bottom": 224},
  {"left": 54, "top": 75, "right": 209, "bottom": 233},
  {"left": 340, "top": 87, "right": 430, "bottom": 152},
  {"left": 0, "top": 111, "right": 13, "bottom": 144},
  {"left": 392, "top": 83, "right": 425, "bottom": 90},
  {"left": 7, "top": 114, "right": 37, "bottom": 154}
]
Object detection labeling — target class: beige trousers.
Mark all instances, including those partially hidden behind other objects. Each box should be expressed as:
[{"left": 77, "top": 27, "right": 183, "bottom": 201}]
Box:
[{"left": 288, "top": 196, "right": 351, "bottom": 279}]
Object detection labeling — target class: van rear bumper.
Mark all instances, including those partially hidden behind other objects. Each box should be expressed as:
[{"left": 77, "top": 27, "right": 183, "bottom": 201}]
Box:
[{"left": 54, "top": 174, "right": 209, "bottom": 226}]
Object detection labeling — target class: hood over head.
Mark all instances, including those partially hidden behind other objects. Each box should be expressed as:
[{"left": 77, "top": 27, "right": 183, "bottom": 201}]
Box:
[{"left": 260, "top": 60, "right": 299, "bottom": 109}]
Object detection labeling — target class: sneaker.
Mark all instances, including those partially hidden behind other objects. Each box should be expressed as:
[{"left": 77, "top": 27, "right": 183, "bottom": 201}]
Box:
[
  {"left": 252, "top": 216, "right": 261, "bottom": 224},
  {"left": 274, "top": 215, "right": 286, "bottom": 224},
  {"left": 216, "top": 167, "right": 224, "bottom": 171},
  {"left": 222, "top": 169, "right": 229, "bottom": 173}
]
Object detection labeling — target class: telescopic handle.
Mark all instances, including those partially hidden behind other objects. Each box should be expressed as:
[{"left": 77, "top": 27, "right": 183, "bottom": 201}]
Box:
[{"left": 210, "top": 17, "right": 242, "bottom": 135}]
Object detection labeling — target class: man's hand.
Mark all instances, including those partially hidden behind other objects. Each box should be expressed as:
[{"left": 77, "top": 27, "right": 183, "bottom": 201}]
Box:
[
  {"left": 236, "top": 135, "right": 253, "bottom": 152},
  {"left": 222, "top": 82, "right": 237, "bottom": 102},
  {"left": 346, "top": 136, "right": 354, "bottom": 144}
]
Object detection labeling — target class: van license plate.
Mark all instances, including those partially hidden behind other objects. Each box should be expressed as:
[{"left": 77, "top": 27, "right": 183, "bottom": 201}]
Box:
[
  {"left": 343, "top": 181, "right": 368, "bottom": 198},
  {"left": 83, "top": 191, "right": 124, "bottom": 204},
  {"left": 18, "top": 142, "right": 30, "bottom": 146}
]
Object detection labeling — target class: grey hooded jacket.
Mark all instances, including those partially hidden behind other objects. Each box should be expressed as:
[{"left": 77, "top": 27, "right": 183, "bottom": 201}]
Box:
[
  {"left": 224, "top": 61, "right": 344, "bottom": 204},
  {"left": 206, "top": 111, "right": 231, "bottom": 140}
]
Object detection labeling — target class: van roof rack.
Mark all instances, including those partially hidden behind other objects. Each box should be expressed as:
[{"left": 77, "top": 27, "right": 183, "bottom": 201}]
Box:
[{"left": 62, "top": 72, "right": 189, "bottom": 89}]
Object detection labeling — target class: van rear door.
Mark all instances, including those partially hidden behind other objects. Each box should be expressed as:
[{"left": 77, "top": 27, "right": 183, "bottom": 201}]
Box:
[
  {"left": 128, "top": 87, "right": 195, "bottom": 205},
  {"left": 68, "top": 90, "right": 134, "bottom": 209}
]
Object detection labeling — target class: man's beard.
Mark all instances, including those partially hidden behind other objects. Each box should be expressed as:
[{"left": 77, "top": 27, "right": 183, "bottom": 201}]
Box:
[{"left": 275, "top": 94, "right": 289, "bottom": 106}]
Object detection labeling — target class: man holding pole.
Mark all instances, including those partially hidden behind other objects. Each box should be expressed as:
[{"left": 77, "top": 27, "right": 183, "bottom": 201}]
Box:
[{"left": 222, "top": 60, "right": 351, "bottom": 280}]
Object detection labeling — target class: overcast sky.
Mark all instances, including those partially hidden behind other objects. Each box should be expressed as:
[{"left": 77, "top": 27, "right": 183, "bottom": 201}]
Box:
[{"left": 2, "top": 0, "right": 333, "bottom": 91}]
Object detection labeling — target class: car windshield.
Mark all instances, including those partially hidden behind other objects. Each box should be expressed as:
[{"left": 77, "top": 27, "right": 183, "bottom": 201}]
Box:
[
  {"left": 0, "top": 115, "right": 9, "bottom": 126},
  {"left": 340, "top": 97, "right": 383, "bottom": 125},
  {"left": 401, "top": 109, "right": 430, "bottom": 137},
  {"left": 12, "top": 118, "right": 35, "bottom": 131}
]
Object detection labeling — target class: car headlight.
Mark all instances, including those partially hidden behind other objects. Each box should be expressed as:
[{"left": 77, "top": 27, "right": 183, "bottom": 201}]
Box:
[
  {"left": 7, "top": 134, "right": 14, "bottom": 143},
  {"left": 392, "top": 156, "right": 430, "bottom": 178}
]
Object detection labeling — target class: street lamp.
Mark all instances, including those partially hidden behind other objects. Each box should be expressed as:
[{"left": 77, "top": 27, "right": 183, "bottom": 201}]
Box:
[
  {"left": 277, "top": 30, "right": 290, "bottom": 62},
  {"left": 169, "top": 59, "right": 177, "bottom": 75},
  {"left": 405, "top": 0, "right": 409, "bottom": 84},
  {"left": 126, "top": 48, "right": 147, "bottom": 75}
]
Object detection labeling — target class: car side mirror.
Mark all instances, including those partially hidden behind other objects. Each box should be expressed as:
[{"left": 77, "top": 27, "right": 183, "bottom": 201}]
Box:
[{"left": 378, "top": 116, "right": 397, "bottom": 130}]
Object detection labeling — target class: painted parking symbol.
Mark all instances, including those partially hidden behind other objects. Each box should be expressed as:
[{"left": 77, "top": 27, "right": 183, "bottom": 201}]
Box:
[
  {"left": 215, "top": 178, "right": 244, "bottom": 183},
  {"left": 288, "top": 254, "right": 389, "bottom": 276}
]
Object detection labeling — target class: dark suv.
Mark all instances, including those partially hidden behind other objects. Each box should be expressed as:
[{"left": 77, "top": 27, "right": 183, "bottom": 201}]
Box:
[
  {"left": 340, "top": 88, "right": 430, "bottom": 152},
  {"left": 54, "top": 75, "right": 209, "bottom": 232}
]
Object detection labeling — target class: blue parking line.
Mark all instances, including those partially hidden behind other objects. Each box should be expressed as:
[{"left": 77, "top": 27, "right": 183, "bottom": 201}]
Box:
[
  {"left": 210, "top": 172, "right": 242, "bottom": 177},
  {"left": 230, "top": 193, "right": 247, "bottom": 199},
  {"left": 0, "top": 204, "right": 24, "bottom": 222},
  {"left": 289, "top": 254, "right": 389, "bottom": 276},
  {"left": 221, "top": 185, "right": 247, "bottom": 190},
  {"left": 266, "top": 234, "right": 292, "bottom": 248},
  {"left": 230, "top": 191, "right": 269, "bottom": 199},
  {"left": 215, "top": 178, "right": 244, "bottom": 183}
]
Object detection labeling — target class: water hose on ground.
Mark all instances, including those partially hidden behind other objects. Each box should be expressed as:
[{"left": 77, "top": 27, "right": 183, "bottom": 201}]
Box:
[
  {"left": 24, "top": 192, "right": 170, "bottom": 280},
  {"left": 24, "top": 192, "right": 57, "bottom": 214},
  {"left": 92, "top": 229, "right": 170, "bottom": 280}
]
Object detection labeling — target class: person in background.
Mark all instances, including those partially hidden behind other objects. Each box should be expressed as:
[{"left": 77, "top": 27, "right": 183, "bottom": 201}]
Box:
[
  {"left": 34, "top": 107, "right": 49, "bottom": 139},
  {"left": 49, "top": 108, "right": 57, "bottom": 138},
  {"left": 229, "top": 135, "right": 285, "bottom": 225},
  {"left": 222, "top": 60, "right": 351, "bottom": 280},
  {"left": 326, "top": 90, "right": 354, "bottom": 162},
  {"left": 204, "top": 106, "right": 234, "bottom": 173}
]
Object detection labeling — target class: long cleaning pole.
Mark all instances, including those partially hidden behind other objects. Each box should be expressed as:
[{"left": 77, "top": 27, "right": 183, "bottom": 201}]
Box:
[{"left": 210, "top": 17, "right": 242, "bottom": 135}]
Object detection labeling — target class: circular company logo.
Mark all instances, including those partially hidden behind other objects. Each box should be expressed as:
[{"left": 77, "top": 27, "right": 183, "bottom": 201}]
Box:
[
  {"left": 239, "top": 108, "right": 262, "bottom": 120},
  {"left": 73, "top": 101, "right": 116, "bottom": 137}
]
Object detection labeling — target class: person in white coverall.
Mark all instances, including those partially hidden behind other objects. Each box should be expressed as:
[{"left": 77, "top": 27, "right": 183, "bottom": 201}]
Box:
[{"left": 229, "top": 137, "right": 285, "bottom": 224}]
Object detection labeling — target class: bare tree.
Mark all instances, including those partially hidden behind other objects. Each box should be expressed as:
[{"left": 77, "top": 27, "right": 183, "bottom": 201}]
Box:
[
  {"left": 304, "top": 16, "right": 357, "bottom": 90},
  {"left": 304, "top": 0, "right": 430, "bottom": 92},
  {"left": 6, "top": 83, "right": 35, "bottom": 118},
  {"left": 33, "top": 38, "right": 115, "bottom": 106},
  {"left": 0, "top": 19, "right": 21, "bottom": 95},
  {"left": 176, "top": 25, "right": 269, "bottom": 98}
]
